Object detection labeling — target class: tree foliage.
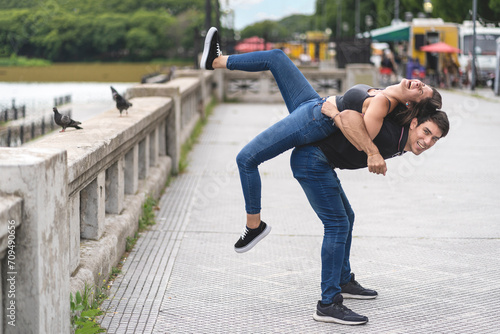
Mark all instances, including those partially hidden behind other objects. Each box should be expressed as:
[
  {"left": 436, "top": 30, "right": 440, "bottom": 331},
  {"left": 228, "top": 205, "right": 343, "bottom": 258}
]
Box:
[
  {"left": 313, "top": 0, "right": 500, "bottom": 38},
  {"left": 0, "top": 0, "right": 205, "bottom": 61},
  {"left": 1, "top": 0, "right": 499, "bottom": 62}
]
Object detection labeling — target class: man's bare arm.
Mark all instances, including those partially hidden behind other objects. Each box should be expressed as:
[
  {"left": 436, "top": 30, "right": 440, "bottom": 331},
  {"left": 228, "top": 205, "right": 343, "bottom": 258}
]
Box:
[{"left": 322, "top": 101, "right": 387, "bottom": 175}]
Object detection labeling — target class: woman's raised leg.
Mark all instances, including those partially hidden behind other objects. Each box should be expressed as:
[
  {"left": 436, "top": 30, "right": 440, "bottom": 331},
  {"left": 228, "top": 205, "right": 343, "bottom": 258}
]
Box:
[
  {"left": 226, "top": 49, "right": 319, "bottom": 113},
  {"left": 201, "top": 27, "right": 318, "bottom": 111}
]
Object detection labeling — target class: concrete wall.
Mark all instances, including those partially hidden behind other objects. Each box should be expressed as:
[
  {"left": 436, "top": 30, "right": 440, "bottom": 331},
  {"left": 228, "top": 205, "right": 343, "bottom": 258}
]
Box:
[{"left": 0, "top": 71, "right": 214, "bottom": 333}]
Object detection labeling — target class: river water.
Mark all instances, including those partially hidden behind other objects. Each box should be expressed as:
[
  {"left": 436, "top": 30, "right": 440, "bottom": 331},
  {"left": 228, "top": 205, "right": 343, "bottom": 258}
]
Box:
[{"left": 0, "top": 82, "right": 137, "bottom": 122}]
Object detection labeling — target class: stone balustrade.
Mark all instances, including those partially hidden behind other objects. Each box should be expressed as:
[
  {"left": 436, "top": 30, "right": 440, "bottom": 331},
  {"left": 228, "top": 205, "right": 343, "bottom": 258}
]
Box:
[{"left": 0, "top": 71, "right": 214, "bottom": 333}]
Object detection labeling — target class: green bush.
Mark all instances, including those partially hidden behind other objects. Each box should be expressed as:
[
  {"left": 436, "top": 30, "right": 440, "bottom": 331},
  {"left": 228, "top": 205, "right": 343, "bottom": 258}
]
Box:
[{"left": 0, "top": 54, "right": 51, "bottom": 66}]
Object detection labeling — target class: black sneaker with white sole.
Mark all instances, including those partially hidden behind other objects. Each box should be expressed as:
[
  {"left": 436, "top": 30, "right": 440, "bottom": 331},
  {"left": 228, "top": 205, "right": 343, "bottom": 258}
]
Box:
[
  {"left": 200, "top": 27, "right": 221, "bottom": 70},
  {"left": 234, "top": 221, "right": 271, "bottom": 253},
  {"left": 340, "top": 273, "right": 378, "bottom": 299},
  {"left": 313, "top": 294, "right": 368, "bottom": 325}
]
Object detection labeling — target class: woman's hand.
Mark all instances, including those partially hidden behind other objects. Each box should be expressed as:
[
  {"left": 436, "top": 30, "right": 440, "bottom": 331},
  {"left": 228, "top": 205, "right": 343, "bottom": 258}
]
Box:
[{"left": 321, "top": 100, "right": 339, "bottom": 119}]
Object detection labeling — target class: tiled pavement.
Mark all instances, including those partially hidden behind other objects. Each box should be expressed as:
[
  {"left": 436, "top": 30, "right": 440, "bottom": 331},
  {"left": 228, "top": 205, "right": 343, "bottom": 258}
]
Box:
[{"left": 99, "top": 89, "right": 500, "bottom": 333}]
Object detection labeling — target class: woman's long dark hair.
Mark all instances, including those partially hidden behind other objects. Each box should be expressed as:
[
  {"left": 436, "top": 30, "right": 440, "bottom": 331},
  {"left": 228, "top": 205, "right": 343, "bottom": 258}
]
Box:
[{"left": 387, "top": 87, "right": 442, "bottom": 126}]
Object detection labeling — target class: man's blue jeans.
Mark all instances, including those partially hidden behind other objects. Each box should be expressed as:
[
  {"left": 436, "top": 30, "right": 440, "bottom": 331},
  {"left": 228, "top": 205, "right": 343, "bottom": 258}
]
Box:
[
  {"left": 228, "top": 50, "right": 337, "bottom": 214},
  {"left": 290, "top": 145, "right": 354, "bottom": 303}
]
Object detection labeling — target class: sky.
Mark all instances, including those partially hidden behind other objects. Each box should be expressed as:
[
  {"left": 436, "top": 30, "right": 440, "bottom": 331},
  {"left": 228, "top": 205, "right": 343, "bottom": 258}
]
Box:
[{"left": 221, "top": 0, "right": 316, "bottom": 30}]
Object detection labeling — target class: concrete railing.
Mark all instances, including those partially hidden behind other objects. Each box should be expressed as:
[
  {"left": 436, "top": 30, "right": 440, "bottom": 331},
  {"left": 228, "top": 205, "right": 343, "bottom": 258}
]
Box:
[
  {"left": 0, "top": 71, "right": 214, "bottom": 333},
  {"left": 217, "top": 63, "right": 377, "bottom": 102}
]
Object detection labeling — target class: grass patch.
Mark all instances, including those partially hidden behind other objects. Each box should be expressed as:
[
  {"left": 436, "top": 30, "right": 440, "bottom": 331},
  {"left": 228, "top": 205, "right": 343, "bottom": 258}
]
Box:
[
  {"left": 70, "top": 284, "right": 107, "bottom": 334},
  {"left": 70, "top": 194, "right": 159, "bottom": 331},
  {"left": 126, "top": 233, "right": 139, "bottom": 252},
  {"left": 178, "top": 97, "right": 217, "bottom": 173},
  {"left": 0, "top": 54, "right": 51, "bottom": 67},
  {"left": 138, "top": 195, "right": 159, "bottom": 232}
]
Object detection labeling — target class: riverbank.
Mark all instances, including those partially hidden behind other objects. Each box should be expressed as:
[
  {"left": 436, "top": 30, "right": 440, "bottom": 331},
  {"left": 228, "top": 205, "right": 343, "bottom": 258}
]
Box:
[{"left": 0, "top": 61, "right": 190, "bottom": 82}]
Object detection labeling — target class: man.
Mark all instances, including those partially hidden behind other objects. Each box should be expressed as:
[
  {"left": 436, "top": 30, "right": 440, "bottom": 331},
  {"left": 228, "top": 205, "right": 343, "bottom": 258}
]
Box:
[{"left": 290, "top": 105, "right": 450, "bottom": 325}]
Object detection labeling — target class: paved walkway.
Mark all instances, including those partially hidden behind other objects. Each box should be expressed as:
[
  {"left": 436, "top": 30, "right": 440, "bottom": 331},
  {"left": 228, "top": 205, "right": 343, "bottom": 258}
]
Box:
[{"left": 99, "top": 89, "right": 500, "bottom": 333}]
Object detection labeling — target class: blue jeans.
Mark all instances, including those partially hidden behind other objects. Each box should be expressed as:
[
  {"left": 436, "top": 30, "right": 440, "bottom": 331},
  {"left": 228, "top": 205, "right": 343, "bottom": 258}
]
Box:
[
  {"left": 290, "top": 145, "right": 354, "bottom": 303},
  {"left": 228, "top": 49, "right": 337, "bottom": 214}
]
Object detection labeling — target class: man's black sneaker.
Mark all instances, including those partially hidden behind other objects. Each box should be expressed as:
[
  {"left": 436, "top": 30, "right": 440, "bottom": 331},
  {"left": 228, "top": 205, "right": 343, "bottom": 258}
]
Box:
[
  {"left": 313, "top": 294, "right": 368, "bottom": 325},
  {"left": 234, "top": 221, "right": 271, "bottom": 253},
  {"left": 341, "top": 273, "right": 378, "bottom": 299},
  {"left": 200, "top": 27, "right": 221, "bottom": 70}
]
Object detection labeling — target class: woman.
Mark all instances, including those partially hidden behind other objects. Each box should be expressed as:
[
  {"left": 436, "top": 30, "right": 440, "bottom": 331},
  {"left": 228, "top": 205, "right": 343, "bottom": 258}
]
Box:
[{"left": 201, "top": 27, "right": 442, "bottom": 253}]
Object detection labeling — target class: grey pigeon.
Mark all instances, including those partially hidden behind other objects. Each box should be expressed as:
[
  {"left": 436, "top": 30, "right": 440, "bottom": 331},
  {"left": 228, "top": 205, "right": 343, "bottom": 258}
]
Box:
[
  {"left": 53, "top": 107, "right": 82, "bottom": 132},
  {"left": 111, "top": 86, "right": 133, "bottom": 116}
]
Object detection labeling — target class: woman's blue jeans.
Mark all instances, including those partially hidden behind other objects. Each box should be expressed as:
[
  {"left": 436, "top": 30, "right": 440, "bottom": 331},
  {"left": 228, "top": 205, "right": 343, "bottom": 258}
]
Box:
[
  {"left": 290, "top": 145, "right": 354, "bottom": 303},
  {"left": 228, "top": 49, "right": 336, "bottom": 214}
]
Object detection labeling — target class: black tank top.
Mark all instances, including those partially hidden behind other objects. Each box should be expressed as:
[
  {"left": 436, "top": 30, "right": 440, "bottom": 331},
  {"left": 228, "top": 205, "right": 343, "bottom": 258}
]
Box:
[
  {"left": 317, "top": 85, "right": 406, "bottom": 169},
  {"left": 336, "top": 84, "right": 377, "bottom": 113}
]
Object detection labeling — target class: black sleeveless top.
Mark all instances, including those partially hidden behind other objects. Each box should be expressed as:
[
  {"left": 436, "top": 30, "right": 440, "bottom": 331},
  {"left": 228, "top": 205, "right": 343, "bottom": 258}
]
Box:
[
  {"left": 336, "top": 84, "right": 377, "bottom": 113},
  {"left": 316, "top": 119, "right": 408, "bottom": 170},
  {"left": 316, "top": 85, "right": 408, "bottom": 169}
]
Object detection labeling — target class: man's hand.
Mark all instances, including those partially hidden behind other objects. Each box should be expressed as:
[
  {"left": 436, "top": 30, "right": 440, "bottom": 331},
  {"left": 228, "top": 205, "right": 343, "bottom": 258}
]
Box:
[{"left": 367, "top": 153, "right": 387, "bottom": 175}]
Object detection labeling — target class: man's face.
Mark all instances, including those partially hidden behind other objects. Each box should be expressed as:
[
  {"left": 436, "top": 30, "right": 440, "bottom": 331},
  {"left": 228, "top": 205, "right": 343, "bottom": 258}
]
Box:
[{"left": 405, "top": 118, "right": 443, "bottom": 155}]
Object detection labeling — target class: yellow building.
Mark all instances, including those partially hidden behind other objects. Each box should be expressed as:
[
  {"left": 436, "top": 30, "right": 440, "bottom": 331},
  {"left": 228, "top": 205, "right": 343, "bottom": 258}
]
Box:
[
  {"left": 409, "top": 18, "right": 459, "bottom": 66},
  {"left": 277, "top": 31, "right": 330, "bottom": 62}
]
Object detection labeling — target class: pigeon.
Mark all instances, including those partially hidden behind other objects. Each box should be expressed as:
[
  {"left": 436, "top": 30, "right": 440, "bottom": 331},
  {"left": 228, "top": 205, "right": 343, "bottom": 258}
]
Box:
[
  {"left": 111, "top": 86, "right": 133, "bottom": 116},
  {"left": 53, "top": 107, "right": 82, "bottom": 132}
]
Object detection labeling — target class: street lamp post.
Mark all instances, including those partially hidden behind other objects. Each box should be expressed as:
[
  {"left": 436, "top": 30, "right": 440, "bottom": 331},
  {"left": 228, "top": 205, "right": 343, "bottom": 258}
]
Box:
[
  {"left": 423, "top": 0, "right": 433, "bottom": 17},
  {"left": 205, "top": 0, "right": 212, "bottom": 32},
  {"left": 471, "top": 0, "right": 477, "bottom": 91}
]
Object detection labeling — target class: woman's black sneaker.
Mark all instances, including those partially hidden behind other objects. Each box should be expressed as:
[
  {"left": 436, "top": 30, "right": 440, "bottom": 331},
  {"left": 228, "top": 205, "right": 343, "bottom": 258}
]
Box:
[
  {"left": 234, "top": 221, "right": 271, "bottom": 253},
  {"left": 200, "top": 27, "right": 221, "bottom": 70},
  {"left": 340, "top": 273, "right": 378, "bottom": 299},
  {"left": 313, "top": 294, "right": 368, "bottom": 325}
]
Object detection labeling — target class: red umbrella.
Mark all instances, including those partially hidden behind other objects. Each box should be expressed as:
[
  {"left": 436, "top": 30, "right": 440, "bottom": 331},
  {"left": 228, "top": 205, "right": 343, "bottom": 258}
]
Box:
[
  {"left": 420, "top": 42, "right": 461, "bottom": 53},
  {"left": 235, "top": 36, "right": 274, "bottom": 53}
]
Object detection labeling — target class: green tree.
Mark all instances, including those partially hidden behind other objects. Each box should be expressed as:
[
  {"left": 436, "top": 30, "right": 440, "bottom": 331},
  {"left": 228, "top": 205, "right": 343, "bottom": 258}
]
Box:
[
  {"left": 318, "top": 0, "right": 500, "bottom": 38},
  {"left": 126, "top": 27, "right": 158, "bottom": 60},
  {"left": 168, "top": 9, "right": 204, "bottom": 59},
  {"left": 91, "top": 14, "right": 128, "bottom": 58},
  {"left": 240, "top": 21, "right": 288, "bottom": 41},
  {"left": 0, "top": 9, "right": 31, "bottom": 56},
  {"left": 279, "top": 15, "right": 315, "bottom": 36}
]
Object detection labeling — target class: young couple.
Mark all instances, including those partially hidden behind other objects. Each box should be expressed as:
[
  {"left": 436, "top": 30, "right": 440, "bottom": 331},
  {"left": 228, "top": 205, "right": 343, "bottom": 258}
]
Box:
[{"left": 200, "top": 27, "right": 449, "bottom": 325}]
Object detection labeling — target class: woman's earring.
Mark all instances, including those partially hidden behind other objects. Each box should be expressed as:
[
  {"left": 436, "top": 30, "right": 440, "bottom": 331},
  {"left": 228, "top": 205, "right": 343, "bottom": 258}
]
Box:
[{"left": 406, "top": 102, "right": 409, "bottom": 107}]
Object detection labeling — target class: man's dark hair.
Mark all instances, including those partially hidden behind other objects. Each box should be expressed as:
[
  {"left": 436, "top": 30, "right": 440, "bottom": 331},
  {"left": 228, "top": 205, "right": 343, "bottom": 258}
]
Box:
[{"left": 417, "top": 110, "right": 449, "bottom": 138}]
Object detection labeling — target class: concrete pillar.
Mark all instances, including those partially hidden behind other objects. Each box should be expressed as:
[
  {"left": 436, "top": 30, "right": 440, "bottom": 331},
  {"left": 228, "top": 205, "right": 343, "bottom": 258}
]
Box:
[
  {"left": 138, "top": 136, "right": 150, "bottom": 179},
  {"left": 149, "top": 128, "right": 159, "bottom": 167},
  {"left": 69, "top": 193, "right": 80, "bottom": 274},
  {"left": 215, "top": 70, "right": 224, "bottom": 102},
  {"left": 125, "top": 145, "right": 138, "bottom": 195},
  {"left": 167, "top": 87, "right": 181, "bottom": 174},
  {"left": 200, "top": 71, "right": 208, "bottom": 108},
  {"left": 80, "top": 171, "right": 106, "bottom": 240},
  {"left": 346, "top": 63, "right": 377, "bottom": 88},
  {"left": 105, "top": 158, "right": 124, "bottom": 214},
  {"left": 0, "top": 148, "right": 70, "bottom": 333},
  {"left": 158, "top": 120, "right": 167, "bottom": 156}
]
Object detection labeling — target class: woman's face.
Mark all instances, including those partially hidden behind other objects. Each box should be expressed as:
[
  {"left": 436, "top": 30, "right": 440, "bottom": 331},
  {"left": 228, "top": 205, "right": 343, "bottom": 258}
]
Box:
[{"left": 400, "top": 79, "right": 434, "bottom": 103}]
